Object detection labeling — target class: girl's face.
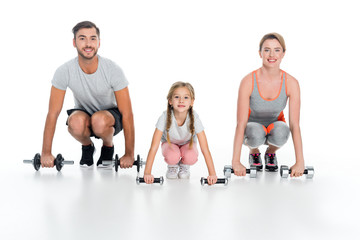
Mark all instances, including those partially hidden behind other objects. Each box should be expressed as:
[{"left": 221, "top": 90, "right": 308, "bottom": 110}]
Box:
[
  {"left": 259, "top": 39, "right": 285, "bottom": 68},
  {"left": 169, "top": 87, "right": 194, "bottom": 114}
]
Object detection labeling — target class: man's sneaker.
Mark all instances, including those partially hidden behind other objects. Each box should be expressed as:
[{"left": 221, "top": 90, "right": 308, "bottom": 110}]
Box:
[
  {"left": 96, "top": 145, "right": 114, "bottom": 168},
  {"left": 249, "top": 153, "right": 263, "bottom": 171},
  {"left": 178, "top": 163, "right": 190, "bottom": 179},
  {"left": 166, "top": 164, "right": 179, "bottom": 179},
  {"left": 265, "top": 153, "right": 278, "bottom": 172},
  {"left": 80, "top": 143, "right": 95, "bottom": 167}
]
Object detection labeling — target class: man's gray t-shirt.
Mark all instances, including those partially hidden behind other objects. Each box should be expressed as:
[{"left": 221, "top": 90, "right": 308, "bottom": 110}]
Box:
[
  {"left": 156, "top": 110, "right": 204, "bottom": 145},
  {"left": 52, "top": 55, "right": 128, "bottom": 114}
]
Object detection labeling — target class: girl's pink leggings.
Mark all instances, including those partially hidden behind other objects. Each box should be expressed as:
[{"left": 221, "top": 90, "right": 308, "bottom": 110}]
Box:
[{"left": 161, "top": 142, "right": 198, "bottom": 165}]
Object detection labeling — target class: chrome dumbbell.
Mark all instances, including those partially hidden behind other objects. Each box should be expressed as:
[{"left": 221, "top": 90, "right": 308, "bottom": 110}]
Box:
[
  {"left": 102, "top": 154, "right": 146, "bottom": 172},
  {"left": 23, "top": 153, "right": 74, "bottom": 171},
  {"left": 223, "top": 165, "right": 257, "bottom": 178},
  {"left": 280, "top": 165, "right": 314, "bottom": 179},
  {"left": 136, "top": 176, "right": 164, "bottom": 185},
  {"left": 200, "top": 177, "right": 228, "bottom": 186}
]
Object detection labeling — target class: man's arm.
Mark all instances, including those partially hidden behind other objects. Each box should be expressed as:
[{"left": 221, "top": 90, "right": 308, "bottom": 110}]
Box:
[
  {"left": 114, "top": 87, "right": 135, "bottom": 168},
  {"left": 41, "top": 86, "right": 66, "bottom": 168}
]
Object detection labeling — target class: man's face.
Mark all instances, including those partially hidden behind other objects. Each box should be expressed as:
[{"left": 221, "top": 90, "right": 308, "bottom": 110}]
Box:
[{"left": 73, "top": 27, "right": 100, "bottom": 60}]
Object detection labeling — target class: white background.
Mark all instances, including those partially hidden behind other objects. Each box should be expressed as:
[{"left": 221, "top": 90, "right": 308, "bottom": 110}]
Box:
[{"left": 1, "top": 0, "right": 359, "bottom": 239}]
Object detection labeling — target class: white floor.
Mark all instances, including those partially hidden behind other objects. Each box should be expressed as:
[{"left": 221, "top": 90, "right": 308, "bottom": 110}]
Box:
[
  {"left": 1, "top": 147, "right": 359, "bottom": 240},
  {"left": 2, "top": 1, "right": 360, "bottom": 239}
]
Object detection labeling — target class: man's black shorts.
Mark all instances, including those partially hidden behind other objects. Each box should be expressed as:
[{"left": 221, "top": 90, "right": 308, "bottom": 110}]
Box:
[{"left": 66, "top": 108, "right": 123, "bottom": 139}]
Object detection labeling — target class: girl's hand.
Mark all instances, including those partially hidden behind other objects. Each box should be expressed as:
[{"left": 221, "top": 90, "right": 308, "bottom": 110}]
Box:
[
  {"left": 144, "top": 174, "right": 154, "bottom": 184},
  {"left": 232, "top": 161, "right": 247, "bottom": 176},
  {"left": 207, "top": 175, "right": 218, "bottom": 185},
  {"left": 290, "top": 163, "right": 305, "bottom": 178}
]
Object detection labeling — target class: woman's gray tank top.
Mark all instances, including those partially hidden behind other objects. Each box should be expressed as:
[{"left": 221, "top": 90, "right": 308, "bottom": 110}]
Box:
[{"left": 248, "top": 70, "right": 288, "bottom": 127}]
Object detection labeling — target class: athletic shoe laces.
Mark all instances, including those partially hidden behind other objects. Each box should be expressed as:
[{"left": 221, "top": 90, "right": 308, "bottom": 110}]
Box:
[
  {"left": 252, "top": 153, "right": 261, "bottom": 164},
  {"left": 267, "top": 154, "right": 275, "bottom": 164},
  {"left": 179, "top": 165, "right": 189, "bottom": 172},
  {"left": 168, "top": 166, "right": 178, "bottom": 173}
]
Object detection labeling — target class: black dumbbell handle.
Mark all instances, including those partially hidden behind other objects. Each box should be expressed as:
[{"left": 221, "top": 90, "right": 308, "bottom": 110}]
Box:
[
  {"left": 137, "top": 177, "right": 162, "bottom": 183},
  {"left": 107, "top": 154, "right": 145, "bottom": 172},
  {"left": 288, "top": 169, "right": 308, "bottom": 174},
  {"left": 213, "top": 178, "right": 227, "bottom": 184},
  {"left": 229, "top": 168, "right": 251, "bottom": 174},
  {"left": 201, "top": 177, "right": 228, "bottom": 185},
  {"left": 137, "top": 177, "right": 163, "bottom": 184}
]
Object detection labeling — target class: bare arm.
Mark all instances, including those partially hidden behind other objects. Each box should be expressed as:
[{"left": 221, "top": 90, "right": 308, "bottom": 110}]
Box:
[
  {"left": 287, "top": 75, "right": 305, "bottom": 177},
  {"left": 197, "top": 131, "right": 217, "bottom": 185},
  {"left": 114, "top": 87, "right": 135, "bottom": 168},
  {"left": 41, "top": 86, "right": 66, "bottom": 167},
  {"left": 143, "top": 128, "right": 163, "bottom": 184},
  {"left": 232, "top": 74, "right": 252, "bottom": 176}
]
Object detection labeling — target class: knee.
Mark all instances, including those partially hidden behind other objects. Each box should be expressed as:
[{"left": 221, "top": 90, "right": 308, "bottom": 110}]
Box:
[
  {"left": 162, "top": 143, "right": 181, "bottom": 165},
  {"left": 91, "top": 111, "right": 114, "bottom": 135},
  {"left": 68, "top": 114, "right": 90, "bottom": 135},
  {"left": 244, "top": 122, "right": 267, "bottom": 149},
  {"left": 181, "top": 144, "right": 198, "bottom": 165},
  {"left": 267, "top": 121, "right": 290, "bottom": 147}
]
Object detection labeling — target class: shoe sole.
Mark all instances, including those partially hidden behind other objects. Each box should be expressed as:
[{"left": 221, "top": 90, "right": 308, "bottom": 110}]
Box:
[
  {"left": 97, "top": 164, "right": 113, "bottom": 169},
  {"left": 166, "top": 175, "right": 179, "bottom": 179},
  {"left": 265, "top": 166, "right": 278, "bottom": 172},
  {"left": 80, "top": 164, "right": 94, "bottom": 168},
  {"left": 178, "top": 175, "right": 190, "bottom": 179},
  {"left": 251, "top": 165, "right": 263, "bottom": 171}
]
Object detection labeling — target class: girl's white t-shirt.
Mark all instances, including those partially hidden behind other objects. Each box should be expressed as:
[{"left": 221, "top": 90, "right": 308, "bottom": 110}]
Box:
[{"left": 156, "top": 110, "right": 204, "bottom": 145}]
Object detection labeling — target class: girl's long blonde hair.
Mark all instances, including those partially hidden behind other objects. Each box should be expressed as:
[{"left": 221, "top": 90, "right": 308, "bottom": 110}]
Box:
[{"left": 166, "top": 82, "right": 195, "bottom": 147}]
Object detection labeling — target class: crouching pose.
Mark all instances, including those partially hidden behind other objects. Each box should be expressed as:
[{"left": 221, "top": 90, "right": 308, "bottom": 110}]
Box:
[
  {"left": 41, "top": 21, "right": 134, "bottom": 169},
  {"left": 232, "top": 33, "right": 305, "bottom": 177},
  {"left": 143, "top": 82, "right": 217, "bottom": 184}
]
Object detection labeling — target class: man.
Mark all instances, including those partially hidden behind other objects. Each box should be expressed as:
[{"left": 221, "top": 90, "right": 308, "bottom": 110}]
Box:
[{"left": 41, "top": 21, "right": 134, "bottom": 168}]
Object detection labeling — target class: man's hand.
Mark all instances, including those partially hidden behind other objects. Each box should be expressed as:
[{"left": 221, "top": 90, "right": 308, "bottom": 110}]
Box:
[
  {"left": 119, "top": 153, "right": 134, "bottom": 168},
  {"left": 41, "top": 154, "right": 55, "bottom": 168}
]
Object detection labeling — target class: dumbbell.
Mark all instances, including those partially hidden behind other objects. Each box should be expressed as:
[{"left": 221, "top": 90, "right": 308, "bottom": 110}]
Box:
[
  {"left": 223, "top": 165, "right": 257, "bottom": 178},
  {"left": 200, "top": 177, "right": 228, "bottom": 186},
  {"left": 102, "top": 154, "right": 145, "bottom": 172},
  {"left": 136, "top": 176, "right": 164, "bottom": 185},
  {"left": 23, "top": 153, "right": 74, "bottom": 171},
  {"left": 280, "top": 165, "right": 314, "bottom": 179}
]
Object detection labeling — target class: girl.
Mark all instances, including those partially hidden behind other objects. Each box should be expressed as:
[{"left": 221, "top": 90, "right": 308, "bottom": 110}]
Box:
[
  {"left": 143, "top": 82, "right": 218, "bottom": 185},
  {"left": 232, "top": 33, "right": 305, "bottom": 177}
]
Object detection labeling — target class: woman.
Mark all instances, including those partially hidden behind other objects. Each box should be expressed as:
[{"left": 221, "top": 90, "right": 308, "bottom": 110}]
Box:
[{"left": 232, "top": 33, "right": 305, "bottom": 177}]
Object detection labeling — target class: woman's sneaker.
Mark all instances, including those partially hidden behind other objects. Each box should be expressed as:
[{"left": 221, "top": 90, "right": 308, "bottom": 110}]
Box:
[
  {"left": 249, "top": 153, "right": 263, "bottom": 171},
  {"left": 166, "top": 164, "right": 179, "bottom": 179},
  {"left": 80, "top": 142, "right": 95, "bottom": 167},
  {"left": 178, "top": 164, "right": 190, "bottom": 179},
  {"left": 265, "top": 153, "right": 278, "bottom": 172}
]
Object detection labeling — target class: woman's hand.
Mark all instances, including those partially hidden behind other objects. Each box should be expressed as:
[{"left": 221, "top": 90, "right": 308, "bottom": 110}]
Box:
[
  {"left": 232, "top": 161, "right": 247, "bottom": 176},
  {"left": 290, "top": 162, "right": 305, "bottom": 177}
]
